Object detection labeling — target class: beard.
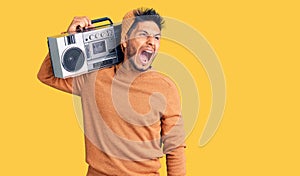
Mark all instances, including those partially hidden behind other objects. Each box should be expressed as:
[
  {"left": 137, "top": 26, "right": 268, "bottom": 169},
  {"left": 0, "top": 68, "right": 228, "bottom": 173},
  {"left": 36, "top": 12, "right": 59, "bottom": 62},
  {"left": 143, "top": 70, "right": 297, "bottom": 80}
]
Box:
[
  {"left": 125, "top": 41, "right": 156, "bottom": 72},
  {"left": 128, "top": 56, "right": 152, "bottom": 72}
]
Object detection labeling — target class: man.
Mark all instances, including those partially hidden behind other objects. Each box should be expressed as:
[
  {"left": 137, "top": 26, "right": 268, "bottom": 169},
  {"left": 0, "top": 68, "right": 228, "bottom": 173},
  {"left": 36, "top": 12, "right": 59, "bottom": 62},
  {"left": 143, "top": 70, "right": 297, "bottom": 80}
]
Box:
[{"left": 38, "top": 8, "right": 186, "bottom": 176}]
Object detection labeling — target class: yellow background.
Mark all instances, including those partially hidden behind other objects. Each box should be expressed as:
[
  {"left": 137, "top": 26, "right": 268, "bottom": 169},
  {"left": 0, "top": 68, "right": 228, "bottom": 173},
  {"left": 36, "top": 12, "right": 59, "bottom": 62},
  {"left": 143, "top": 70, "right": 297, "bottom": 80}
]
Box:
[{"left": 1, "top": 0, "right": 299, "bottom": 175}]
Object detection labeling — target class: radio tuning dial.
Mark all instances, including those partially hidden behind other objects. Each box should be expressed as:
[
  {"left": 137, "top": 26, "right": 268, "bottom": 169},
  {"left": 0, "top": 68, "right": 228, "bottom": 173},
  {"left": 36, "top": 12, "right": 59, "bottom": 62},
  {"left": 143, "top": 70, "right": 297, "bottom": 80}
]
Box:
[
  {"left": 95, "top": 33, "right": 100, "bottom": 39},
  {"left": 89, "top": 34, "right": 95, "bottom": 40}
]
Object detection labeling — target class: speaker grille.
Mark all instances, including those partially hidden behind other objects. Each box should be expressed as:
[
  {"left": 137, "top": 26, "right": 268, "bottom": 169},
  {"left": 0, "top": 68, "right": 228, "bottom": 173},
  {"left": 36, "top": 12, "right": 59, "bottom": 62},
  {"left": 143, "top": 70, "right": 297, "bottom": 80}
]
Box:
[{"left": 62, "top": 48, "right": 85, "bottom": 72}]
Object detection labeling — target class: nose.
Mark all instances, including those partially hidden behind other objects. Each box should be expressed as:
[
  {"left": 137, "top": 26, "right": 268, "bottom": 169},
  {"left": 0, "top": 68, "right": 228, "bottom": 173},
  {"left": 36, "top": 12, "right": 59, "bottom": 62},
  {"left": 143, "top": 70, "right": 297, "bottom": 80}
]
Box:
[{"left": 146, "top": 35, "right": 155, "bottom": 46}]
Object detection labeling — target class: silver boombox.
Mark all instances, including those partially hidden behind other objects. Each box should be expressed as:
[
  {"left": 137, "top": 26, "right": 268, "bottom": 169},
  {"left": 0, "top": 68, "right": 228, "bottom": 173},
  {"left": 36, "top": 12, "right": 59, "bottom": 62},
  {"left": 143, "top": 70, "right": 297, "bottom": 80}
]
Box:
[{"left": 47, "top": 17, "right": 123, "bottom": 78}]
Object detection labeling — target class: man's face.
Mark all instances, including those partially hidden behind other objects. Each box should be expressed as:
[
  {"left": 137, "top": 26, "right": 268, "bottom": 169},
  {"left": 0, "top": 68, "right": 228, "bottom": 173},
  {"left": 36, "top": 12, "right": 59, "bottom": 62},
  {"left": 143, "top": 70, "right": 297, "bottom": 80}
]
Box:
[{"left": 125, "top": 21, "right": 161, "bottom": 71}]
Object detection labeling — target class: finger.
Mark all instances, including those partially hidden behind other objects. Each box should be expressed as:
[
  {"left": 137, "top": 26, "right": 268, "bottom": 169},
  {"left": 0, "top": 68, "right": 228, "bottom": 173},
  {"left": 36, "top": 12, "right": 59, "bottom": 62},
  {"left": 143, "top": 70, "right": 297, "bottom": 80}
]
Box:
[
  {"left": 81, "top": 16, "right": 92, "bottom": 29},
  {"left": 84, "top": 16, "right": 92, "bottom": 26},
  {"left": 67, "top": 16, "right": 92, "bottom": 32},
  {"left": 73, "top": 17, "right": 89, "bottom": 29}
]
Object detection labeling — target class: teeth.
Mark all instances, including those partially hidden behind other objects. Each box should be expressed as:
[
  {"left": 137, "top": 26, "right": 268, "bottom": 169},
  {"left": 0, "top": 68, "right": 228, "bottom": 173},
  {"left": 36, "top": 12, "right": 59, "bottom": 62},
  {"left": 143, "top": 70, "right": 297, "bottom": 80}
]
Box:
[{"left": 146, "top": 52, "right": 152, "bottom": 60}]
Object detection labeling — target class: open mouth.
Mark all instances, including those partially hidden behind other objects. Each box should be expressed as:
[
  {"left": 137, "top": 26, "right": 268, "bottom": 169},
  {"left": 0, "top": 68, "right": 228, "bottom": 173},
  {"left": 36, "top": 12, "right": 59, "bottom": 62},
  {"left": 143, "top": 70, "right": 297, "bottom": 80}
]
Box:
[{"left": 139, "top": 50, "right": 153, "bottom": 65}]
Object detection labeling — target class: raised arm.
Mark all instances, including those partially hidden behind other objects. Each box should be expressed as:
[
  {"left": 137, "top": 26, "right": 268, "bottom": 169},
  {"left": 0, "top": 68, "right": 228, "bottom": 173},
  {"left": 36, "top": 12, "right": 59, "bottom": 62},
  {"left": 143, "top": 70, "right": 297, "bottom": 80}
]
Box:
[{"left": 37, "top": 16, "right": 93, "bottom": 94}]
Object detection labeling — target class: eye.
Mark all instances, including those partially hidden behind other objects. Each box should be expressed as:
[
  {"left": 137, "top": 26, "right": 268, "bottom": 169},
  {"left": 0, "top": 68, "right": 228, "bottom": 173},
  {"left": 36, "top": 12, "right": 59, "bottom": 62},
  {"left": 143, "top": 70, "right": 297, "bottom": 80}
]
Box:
[
  {"left": 155, "top": 36, "right": 161, "bottom": 41},
  {"left": 138, "top": 32, "right": 147, "bottom": 37}
]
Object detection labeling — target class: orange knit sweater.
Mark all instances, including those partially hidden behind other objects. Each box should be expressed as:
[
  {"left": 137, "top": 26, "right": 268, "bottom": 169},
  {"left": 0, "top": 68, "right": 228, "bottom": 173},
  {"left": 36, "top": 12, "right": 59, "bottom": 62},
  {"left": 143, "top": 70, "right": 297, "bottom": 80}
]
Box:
[{"left": 37, "top": 54, "right": 186, "bottom": 176}]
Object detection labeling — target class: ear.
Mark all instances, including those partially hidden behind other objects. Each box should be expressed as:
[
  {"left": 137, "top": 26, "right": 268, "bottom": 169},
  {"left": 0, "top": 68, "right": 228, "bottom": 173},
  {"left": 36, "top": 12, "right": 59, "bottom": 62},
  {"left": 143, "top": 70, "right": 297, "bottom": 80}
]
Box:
[
  {"left": 121, "top": 42, "right": 127, "bottom": 53},
  {"left": 121, "top": 35, "right": 128, "bottom": 52},
  {"left": 122, "top": 42, "right": 127, "bottom": 48},
  {"left": 122, "top": 35, "right": 128, "bottom": 48}
]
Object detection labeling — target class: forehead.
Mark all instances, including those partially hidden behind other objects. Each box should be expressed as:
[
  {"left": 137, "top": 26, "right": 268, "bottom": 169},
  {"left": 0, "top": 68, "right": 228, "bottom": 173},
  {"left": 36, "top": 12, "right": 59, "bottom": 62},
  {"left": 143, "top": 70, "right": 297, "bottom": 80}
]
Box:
[{"left": 132, "top": 21, "right": 161, "bottom": 34}]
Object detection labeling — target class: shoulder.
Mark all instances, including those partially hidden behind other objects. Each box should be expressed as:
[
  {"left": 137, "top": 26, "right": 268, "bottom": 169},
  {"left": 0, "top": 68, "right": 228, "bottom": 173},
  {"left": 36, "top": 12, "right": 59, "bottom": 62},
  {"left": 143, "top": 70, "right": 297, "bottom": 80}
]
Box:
[
  {"left": 144, "top": 71, "right": 182, "bottom": 113},
  {"left": 142, "top": 70, "right": 178, "bottom": 89},
  {"left": 138, "top": 70, "right": 180, "bottom": 99}
]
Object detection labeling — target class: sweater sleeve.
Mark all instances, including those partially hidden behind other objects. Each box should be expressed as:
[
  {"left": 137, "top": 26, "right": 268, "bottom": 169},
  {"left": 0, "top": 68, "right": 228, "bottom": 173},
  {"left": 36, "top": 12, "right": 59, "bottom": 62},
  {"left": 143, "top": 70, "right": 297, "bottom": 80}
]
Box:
[
  {"left": 161, "top": 79, "right": 186, "bottom": 176},
  {"left": 37, "top": 53, "right": 81, "bottom": 95},
  {"left": 166, "top": 145, "right": 186, "bottom": 176},
  {"left": 162, "top": 116, "right": 186, "bottom": 176}
]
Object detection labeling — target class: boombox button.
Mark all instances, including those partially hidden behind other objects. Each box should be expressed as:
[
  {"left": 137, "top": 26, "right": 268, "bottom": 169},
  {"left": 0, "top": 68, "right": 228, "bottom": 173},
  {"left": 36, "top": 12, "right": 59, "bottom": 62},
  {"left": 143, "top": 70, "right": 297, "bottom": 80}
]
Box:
[
  {"left": 95, "top": 33, "right": 100, "bottom": 38},
  {"left": 89, "top": 35, "right": 95, "bottom": 40},
  {"left": 101, "top": 32, "right": 106, "bottom": 37}
]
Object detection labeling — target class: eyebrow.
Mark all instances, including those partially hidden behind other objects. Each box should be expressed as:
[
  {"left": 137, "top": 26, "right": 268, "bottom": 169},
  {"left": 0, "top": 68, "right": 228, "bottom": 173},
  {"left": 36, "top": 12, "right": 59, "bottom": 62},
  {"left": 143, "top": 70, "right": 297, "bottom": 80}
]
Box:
[{"left": 137, "top": 30, "right": 161, "bottom": 36}]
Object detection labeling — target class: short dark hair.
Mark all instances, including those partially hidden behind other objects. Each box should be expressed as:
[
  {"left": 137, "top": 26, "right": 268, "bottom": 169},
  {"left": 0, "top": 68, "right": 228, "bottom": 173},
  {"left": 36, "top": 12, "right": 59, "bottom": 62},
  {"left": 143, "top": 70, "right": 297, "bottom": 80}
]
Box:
[{"left": 127, "top": 8, "right": 164, "bottom": 37}]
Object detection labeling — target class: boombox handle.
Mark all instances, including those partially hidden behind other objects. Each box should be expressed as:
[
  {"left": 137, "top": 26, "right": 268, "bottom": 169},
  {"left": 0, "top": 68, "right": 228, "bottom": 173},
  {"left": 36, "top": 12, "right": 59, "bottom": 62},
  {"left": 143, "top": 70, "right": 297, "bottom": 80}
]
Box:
[
  {"left": 74, "top": 17, "right": 113, "bottom": 32},
  {"left": 91, "top": 17, "right": 113, "bottom": 25}
]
